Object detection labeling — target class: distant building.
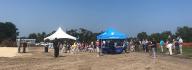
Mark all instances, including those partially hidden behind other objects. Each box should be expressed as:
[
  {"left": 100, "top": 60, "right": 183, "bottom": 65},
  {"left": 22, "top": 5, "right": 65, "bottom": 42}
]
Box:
[{"left": 16, "top": 39, "right": 36, "bottom": 46}]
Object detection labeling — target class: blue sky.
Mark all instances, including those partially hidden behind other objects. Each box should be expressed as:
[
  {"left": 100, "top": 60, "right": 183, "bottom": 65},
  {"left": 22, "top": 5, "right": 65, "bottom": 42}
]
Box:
[{"left": 0, "top": 0, "right": 192, "bottom": 37}]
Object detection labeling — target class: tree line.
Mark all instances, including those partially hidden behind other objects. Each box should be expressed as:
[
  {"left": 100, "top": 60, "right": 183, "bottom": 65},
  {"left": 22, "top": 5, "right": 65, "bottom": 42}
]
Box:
[
  {"left": 137, "top": 26, "right": 192, "bottom": 42},
  {"left": 28, "top": 28, "right": 101, "bottom": 43},
  {"left": 28, "top": 26, "right": 192, "bottom": 43},
  {"left": 0, "top": 22, "right": 18, "bottom": 46},
  {"left": 0, "top": 21, "right": 192, "bottom": 47}
]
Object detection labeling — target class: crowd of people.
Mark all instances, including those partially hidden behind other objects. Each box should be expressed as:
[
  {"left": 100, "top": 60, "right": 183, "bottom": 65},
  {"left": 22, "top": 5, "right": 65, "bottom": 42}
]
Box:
[
  {"left": 49, "top": 36, "right": 183, "bottom": 58},
  {"left": 127, "top": 36, "right": 183, "bottom": 58},
  {"left": 161, "top": 37, "right": 183, "bottom": 55},
  {"left": 51, "top": 39, "right": 99, "bottom": 57}
]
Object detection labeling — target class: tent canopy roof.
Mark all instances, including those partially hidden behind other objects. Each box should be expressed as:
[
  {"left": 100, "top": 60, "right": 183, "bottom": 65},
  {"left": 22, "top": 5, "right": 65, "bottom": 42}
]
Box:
[
  {"left": 97, "top": 28, "right": 127, "bottom": 39},
  {"left": 44, "top": 27, "right": 76, "bottom": 40}
]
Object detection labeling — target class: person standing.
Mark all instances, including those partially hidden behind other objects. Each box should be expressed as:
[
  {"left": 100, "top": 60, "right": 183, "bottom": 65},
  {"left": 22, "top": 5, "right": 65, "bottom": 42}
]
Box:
[
  {"left": 123, "top": 41, "right": 128, "bottom": 53},
  {"left": 151, "top": 39, "right": 157, "bottom": 58},
  {"left": 71, "top": 42, "right": 77, "bottom": 54},
  {"left": 44, "top": 43, "right": 49, "bottom": 53},
  {"left": 166, "top": 41, "right": 173, "bottom": 55},
  {"left": 61, "top": 43, "right": 66, "bottom": 53},
  {"left": 141, "top": 39, "right": 145, "bottom": 51},
  {"left": 172, "top": 39, "right": 177, "bottom": 53},
  {"left": 53, "top": 38, "right": 59, "bottom": 57},
  {"left": 178, "top": 37, "right": 183, "bottom": 54},
  {"left": 91, "top": 41, "right": 94, "bottom": 49},
  {"left": 145, "top": 39, "right": 149, "bottom": 52},
  {"left": 17, "top": 39, "right": 21, "bottom": 53},
  {"left": 23, "top": 41, "right": 27, "bottom": 53},
  {"left": 101, "top": 41, "right": 106, "bottom": 54},
  {"left": 160, "top": 40, "right": 164, "bottom": 53},
  {"left": 175, "top": 40, "right": 180, "bottom": 54},
  {"left": 96, "top": 40, "right": 100, "bottom": 57}
]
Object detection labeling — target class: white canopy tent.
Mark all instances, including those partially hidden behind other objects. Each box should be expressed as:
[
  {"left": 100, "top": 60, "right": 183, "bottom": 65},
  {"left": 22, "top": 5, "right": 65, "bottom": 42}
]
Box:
[{"left": 44, "top": 27, "right": 76, "bottom": 40}]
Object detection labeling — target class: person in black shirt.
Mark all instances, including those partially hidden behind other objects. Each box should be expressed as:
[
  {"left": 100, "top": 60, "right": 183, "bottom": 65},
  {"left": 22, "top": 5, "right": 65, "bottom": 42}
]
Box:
[
  {"left": 151, "top": 38, "right": 157, "bottom": 58},
  {"left": 53, "top": 38, "right": 59, "bottom": 57}
]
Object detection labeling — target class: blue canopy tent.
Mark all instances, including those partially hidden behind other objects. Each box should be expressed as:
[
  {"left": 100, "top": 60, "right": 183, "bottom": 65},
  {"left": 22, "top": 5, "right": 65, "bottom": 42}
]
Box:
[
  {"left": 97, "top": 28, "right": 127, "bottom": 39},
  {"left": 97, "top": 28, "right": 128, "bottom": 54}
]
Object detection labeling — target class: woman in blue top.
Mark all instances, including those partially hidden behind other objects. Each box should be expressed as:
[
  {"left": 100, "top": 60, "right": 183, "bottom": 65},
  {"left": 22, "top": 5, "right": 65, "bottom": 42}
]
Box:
[{"left": 160, "top": 40, "right": 164, "bottom": 53}]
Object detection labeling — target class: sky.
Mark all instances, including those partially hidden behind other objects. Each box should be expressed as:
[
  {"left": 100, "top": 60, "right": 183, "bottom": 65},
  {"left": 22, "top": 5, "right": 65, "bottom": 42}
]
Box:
[{"left": 0, "top": 0, "right": 192, "bottom": 37}]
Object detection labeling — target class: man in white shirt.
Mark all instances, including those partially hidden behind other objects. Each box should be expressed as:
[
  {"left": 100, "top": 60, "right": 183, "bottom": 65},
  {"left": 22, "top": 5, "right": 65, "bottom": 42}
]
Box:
[
  {"left": 166, "top": 42, "right": 173, "bottom": 55},
  {"left": 179, "top": 37, "right": 183, "bottom": 54}
]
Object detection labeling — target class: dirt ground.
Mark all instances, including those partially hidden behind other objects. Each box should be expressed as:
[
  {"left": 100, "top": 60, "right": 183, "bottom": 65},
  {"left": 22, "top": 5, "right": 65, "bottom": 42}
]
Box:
[
  {"left": 0, "top": 47, "right": 191, "bottom": 70},
  {"left": 0, "top": 47, "right": 18, "bottom": 57}
]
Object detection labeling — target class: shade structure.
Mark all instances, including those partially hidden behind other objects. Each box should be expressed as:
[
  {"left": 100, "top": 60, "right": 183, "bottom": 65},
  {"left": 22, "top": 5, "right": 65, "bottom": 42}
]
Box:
[
  {"left": 44, "top": 27, "right": 76, "bottom": 40},
  {"left": 97, "top": 28, "right": 127, "bottom": 39}
]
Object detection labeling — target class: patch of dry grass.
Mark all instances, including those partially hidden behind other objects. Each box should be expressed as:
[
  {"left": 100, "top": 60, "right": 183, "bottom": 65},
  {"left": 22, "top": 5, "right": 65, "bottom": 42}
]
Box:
[{"left": 0, "top": 47, "right": 191, "bottom": 70}]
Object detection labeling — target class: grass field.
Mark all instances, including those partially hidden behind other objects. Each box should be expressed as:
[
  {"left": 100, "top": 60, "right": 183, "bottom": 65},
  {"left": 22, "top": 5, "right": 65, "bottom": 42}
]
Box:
[
  {"left": 156, "top": 46, "right": 192, "bottom": 58},
  {"left": 182, "top": 47, "right": 192, "bottom": 57}
]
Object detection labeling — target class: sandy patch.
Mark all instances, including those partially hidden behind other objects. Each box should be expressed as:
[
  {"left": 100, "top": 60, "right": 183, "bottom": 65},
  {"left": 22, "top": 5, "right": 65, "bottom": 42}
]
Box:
[{"left": 0, "top": 47, "right": 19, "bottom": 57}]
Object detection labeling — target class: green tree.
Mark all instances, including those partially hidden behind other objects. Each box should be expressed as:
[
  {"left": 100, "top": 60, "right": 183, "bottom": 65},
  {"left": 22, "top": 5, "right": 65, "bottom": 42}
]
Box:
[
  {"left": 0, "top": 22, "right": 18, "bottom": 40},
  {"left": 66, "top": 29, "right": 78, "bottom": 37},
  {"left": 47, "top": 31, "right": 56, "bottom": 37},
  {"left": 0, "top": 22, "right": 18, "bottom": 46},
  {"left": 28, "top": 32, "right": 47, "bottom": 42},
  {"left": 160, "top": 31, "right": 172, "bottom": 41},
  {"left": 176, "top": 26, "right": 192, "bottom": 42},
  {"left": 150, "top": 33, "right": 160, "bottom": 42},
  {"left": 137, "top": 32, "right": 148, "bottom": 40},
  {"left": 28, "top": 33, "right": 37, "bottom": 39},
  {"left": 66, "top": 28, "right": 101, "bottom": 43}
]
